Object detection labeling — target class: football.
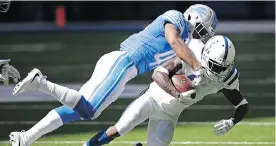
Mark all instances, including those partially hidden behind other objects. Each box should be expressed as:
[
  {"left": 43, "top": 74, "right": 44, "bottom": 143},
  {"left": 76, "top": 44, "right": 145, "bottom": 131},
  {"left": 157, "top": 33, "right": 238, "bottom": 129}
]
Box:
[{"left": 171, "top": 74, "right": 194, "bottom": 93}]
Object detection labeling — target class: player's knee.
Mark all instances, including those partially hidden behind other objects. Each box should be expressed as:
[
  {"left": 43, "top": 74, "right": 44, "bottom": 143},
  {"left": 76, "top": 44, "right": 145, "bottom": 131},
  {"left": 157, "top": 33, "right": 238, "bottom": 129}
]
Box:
[
  {"left": 155, "top": 123, "right": 174, "bottom": 145},
  {"left": 78, "top": 110, "right": 94, "bottom": 120},
  {"left": 73, "top": 96, "right": 95, "bottom": 120},
  {"left": 55, "top": 106, "right": 82, "bottom": 124}
]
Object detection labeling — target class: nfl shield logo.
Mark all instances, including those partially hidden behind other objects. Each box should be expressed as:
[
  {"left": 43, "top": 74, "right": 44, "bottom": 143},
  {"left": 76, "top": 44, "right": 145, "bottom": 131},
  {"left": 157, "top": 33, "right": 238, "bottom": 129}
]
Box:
[
  {"left": 180, "top": 78, "right": 186, "bottom": 84},
  {"left": 0, "top": 0, "right": 10, "bottom": 13}
]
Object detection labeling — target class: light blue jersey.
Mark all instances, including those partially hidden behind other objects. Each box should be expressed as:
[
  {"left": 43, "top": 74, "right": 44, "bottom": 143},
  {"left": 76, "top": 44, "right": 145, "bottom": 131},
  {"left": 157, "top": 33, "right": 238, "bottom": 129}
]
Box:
[
  {"left": 120, "top": 10, "right": 190, "bottom": 75},
  {"left": 53, "top": 10, "right": 191, "bottom": 129}
]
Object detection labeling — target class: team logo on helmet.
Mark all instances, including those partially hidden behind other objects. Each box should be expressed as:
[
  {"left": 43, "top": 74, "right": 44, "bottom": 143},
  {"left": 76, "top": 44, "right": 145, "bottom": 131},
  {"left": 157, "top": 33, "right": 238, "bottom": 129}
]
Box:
[{"left": 0, "top": 0, "right": 10, "bottom": 13}]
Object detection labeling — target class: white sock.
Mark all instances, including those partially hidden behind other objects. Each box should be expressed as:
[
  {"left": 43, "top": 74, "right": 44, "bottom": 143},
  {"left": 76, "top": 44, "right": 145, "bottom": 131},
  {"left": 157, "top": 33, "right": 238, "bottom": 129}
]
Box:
[
  {"left": 24, "top": 110, "right": 63, "bottom": 144},
  {"left": 39, "top": 79, "right": 82, "bottom": 108}
]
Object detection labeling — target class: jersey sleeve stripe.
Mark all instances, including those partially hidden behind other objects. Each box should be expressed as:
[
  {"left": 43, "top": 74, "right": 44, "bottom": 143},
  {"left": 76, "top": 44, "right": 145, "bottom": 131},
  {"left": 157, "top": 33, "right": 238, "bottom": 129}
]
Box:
[
  {"left": 228, "top": 71, "right": 240, "bottom": 86},
  {"left": 162, "top": 10, "right": 184, "bottom": 34},
  {"left": 223, "top": 67, "right": 235, "bottom": 82},
  {"left": 165, "top": 15, "right": 179, "bottom": 29}
]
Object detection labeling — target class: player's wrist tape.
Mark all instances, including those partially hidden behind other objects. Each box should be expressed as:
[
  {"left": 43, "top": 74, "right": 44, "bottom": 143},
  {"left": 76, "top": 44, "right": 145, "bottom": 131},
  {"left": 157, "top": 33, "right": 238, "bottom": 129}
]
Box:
[{"left": 154, "top": 66, "right": 169, "bottom": 74}]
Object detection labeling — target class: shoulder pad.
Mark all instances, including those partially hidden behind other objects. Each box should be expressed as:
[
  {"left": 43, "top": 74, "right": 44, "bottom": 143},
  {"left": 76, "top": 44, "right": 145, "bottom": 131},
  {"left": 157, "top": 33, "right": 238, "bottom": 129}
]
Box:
[{"left": 223, "top": 67, "right": 240, "bottom": 90}]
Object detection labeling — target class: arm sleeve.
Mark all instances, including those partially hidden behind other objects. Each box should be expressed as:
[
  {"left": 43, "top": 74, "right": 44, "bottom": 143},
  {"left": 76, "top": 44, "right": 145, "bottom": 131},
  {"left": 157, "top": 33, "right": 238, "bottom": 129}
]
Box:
[{"left": 221, "top": 88, "right": 249, "bottom": 125}]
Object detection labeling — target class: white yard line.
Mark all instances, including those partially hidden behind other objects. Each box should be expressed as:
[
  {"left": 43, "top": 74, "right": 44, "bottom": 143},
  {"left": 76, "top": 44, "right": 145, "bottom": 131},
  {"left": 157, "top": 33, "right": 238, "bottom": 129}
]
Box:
[
  {"left": 0, "top": 121, "right": 274, "bottom": 126},
  {"left": 0, "top": 140, "right": 274, "bottom": 145}
]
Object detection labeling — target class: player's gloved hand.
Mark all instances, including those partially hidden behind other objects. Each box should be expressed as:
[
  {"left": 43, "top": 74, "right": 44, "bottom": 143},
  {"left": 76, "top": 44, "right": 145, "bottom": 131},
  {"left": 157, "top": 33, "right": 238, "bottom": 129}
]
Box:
[
  {"left": 213, "top": 118, "right": 234, "bottom": 136},
  {"left": 0, "top": 59, "right": 21, "bottom": 87},
  {"left": 7, "top": 65, "right": 21, "bottom": 83},
  {"left": 192, "top": 68, "right": 207, "bottom": 86},
  {"left": 178, "top": 89, "right": 196, "bottom": 102}
]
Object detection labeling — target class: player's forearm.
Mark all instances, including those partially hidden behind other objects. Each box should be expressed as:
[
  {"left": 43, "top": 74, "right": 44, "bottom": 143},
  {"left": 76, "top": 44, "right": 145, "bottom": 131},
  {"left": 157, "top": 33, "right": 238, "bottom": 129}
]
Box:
[
  {"left": 171, "top": 38, "right": 201, "bottom": 70},
  {"left": 152, "top": 71, "right": 180, "bottom": 98},
  {"left": 232, "top": 103, "right": 249, "bottom": 125}
]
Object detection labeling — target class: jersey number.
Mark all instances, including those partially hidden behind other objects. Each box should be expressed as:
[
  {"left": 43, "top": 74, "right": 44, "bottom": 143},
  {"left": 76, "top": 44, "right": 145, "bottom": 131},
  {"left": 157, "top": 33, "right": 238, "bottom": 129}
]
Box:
[{"left": 149, "top": 50, "right": 176, "bottom": 67}]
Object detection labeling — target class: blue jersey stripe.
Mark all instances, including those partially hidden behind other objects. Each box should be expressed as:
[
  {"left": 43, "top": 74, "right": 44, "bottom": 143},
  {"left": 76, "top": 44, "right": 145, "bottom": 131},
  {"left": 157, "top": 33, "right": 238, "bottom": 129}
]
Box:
[
  {"left": 188, "top": 74, "right": 197, "bottom": 81},
  {"left": 223, "top": 36, "right": 229, "bottom": 60},
  {"left": 159, "top": 53, "right": 175, "bottom": 60},
  {"left": 150, "top": 53, "right": 176, "bottom": 69},
  {"left": 223, "top": 67, "right": 235, "bottom": 83},
  {"left": 228, "top": 71, "right": 239, "bottom": 86}
]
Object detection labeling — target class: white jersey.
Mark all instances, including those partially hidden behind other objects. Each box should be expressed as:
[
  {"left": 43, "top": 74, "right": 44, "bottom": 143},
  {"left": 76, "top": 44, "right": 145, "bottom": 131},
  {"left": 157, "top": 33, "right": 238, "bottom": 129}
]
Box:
[
  {"left": 115, "top": 41, "right": 240, "bottom": 144},
  {"left": 149, "top": 39, "right": 240, "bottom": 118}
]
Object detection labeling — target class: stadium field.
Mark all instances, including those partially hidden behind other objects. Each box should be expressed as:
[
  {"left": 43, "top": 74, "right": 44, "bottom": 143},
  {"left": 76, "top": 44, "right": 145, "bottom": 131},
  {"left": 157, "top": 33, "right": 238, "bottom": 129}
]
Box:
[
  {"left": 0, "top": 116, "right": 274, "bottom": 146},
  {"left": 0, "top": 33, "right": 274, "bottom": 145},
  {"left": 0, "top": 99, "right": 274, "bottom": 146}
]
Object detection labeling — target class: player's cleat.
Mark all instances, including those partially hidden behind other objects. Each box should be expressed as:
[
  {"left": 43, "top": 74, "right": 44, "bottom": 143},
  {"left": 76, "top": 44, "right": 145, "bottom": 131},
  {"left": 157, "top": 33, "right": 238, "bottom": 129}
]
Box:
[
  {"left": 134, "top": 142, "right": 143, "bottom": 146},
  {"left": 12, "top": 68, "right": 45, "bottom": 96},
  {"left": 9, "top": 131, "right": 30, "bottom": 146}
]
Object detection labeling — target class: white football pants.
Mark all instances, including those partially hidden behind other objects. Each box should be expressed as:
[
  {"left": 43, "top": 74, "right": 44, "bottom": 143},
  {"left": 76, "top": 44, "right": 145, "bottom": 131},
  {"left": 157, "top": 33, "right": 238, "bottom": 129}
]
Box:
[{"left": 115, "top": 90, "right": 178, "bottom": 146}]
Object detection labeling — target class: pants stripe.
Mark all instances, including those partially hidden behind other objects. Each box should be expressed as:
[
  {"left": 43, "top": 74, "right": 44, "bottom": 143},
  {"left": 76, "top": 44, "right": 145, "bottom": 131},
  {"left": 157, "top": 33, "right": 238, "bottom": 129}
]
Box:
[
  {"left": 89, "top": 53, "right": 134, "bottom": 111},
  {"left": 87, "top": 53, "right": 128, "bottom": 101}
]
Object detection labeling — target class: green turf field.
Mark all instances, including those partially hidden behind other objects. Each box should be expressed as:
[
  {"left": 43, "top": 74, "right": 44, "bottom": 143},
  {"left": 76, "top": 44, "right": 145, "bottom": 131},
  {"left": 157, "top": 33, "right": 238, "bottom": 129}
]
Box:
[
  {"left": 0, "top": 32, "right": 274, "bottom": 145},
  {"left": 0, "top": 117, "right": 274, "bottom": 146}
]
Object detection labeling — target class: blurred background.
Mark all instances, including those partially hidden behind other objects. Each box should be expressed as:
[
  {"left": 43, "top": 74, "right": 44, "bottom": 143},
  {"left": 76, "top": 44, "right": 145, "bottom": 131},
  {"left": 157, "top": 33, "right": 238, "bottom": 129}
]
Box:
[{"left": 0, "top": 1, "right": 275, "bottom": 146}]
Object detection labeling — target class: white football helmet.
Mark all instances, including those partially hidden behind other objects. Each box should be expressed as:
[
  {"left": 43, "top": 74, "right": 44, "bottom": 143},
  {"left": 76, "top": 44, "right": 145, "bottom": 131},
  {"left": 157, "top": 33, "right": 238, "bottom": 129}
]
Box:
[
  {"left": 201, "top": 35, "right": 235, "bottom": 82},
  {"left": 184, "top": 4, "right": 218, "bottom": 43}
]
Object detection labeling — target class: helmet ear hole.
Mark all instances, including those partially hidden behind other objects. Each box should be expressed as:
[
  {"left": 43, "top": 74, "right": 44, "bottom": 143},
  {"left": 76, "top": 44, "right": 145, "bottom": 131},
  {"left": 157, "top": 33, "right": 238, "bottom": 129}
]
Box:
[{"left": 188, "top": 15, "right": 191, "bottom": 21}]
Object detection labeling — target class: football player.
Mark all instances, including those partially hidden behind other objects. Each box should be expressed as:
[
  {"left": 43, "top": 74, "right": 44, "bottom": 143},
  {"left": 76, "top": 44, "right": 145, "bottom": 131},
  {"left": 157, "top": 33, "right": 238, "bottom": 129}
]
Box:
[
  {"left": 10, "top": 4, "right": 218, "bottom": 146},
  {"left": 83, "top": 35, "right": 249, "bottom": 146},
  {"left": 0, "top": 59, "right": 20, "bottom": 87}
]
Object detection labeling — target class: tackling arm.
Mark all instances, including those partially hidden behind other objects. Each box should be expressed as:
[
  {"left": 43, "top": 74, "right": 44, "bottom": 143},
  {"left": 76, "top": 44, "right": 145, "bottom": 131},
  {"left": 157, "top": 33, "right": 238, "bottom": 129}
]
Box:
[
  {"left": 221, "top": 89, "right": 249, "bottom": 125},
  {"left": 164, "top": 24, "right": 201, "bottom": 71},
  {"left": 152, "top": 57, "right": 182, "bottom": 98},
  {"left": 0, "top": 59, "right": 21, "bottom": 87}
]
